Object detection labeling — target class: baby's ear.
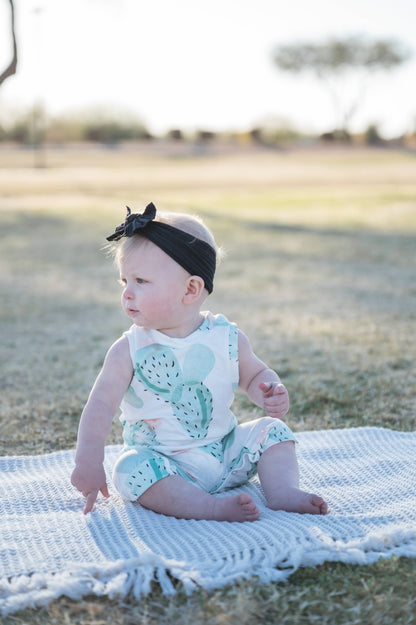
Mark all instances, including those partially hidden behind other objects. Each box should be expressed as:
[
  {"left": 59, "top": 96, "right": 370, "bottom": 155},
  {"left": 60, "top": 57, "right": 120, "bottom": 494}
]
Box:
[{"left": 183, "top": 276, "right": 205, "bottom": 303}]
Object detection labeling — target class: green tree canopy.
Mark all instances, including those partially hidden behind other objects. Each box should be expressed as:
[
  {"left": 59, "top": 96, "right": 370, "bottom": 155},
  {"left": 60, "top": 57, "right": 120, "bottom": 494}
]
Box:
[{"left": 272, "top": 35, "right": 412, "bottom": 136}]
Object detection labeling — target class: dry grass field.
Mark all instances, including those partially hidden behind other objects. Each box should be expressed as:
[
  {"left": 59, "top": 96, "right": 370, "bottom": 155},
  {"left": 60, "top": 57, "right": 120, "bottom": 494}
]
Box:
[{"left": 0, "top": 143, "right": 415, "bottom": 624}]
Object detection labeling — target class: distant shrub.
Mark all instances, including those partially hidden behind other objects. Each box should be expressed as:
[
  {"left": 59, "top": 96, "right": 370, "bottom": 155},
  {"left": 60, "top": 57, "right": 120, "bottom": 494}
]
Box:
[
  {"left": 250, "top": 123, "right": 302, "bottom": 145},
  {"left": 82, "top": 120, "right": 150, "bottom": 144},
  {"left": 3, "top": 106, "right": 45, "bottom": 145},
  {"left": 196, "top": 130, "right": 216, "bottom": 142},
  {"left": 319, "top": 129, "right": 351, "bottom": 142},
  {"left": 364, "top": 124, "right": 383, "bottom": 145},
  {"left": 166, "top": 129, "right": 184, "bottom": 141},
  {"left": 44, "top": 117, "right": 84, "bottom": 143},
  {"left": 0, "top": 106, "right": 151, "bottom": 144},
  {"left": 8, "top": 120, "right": 31, "bottom": 143}
]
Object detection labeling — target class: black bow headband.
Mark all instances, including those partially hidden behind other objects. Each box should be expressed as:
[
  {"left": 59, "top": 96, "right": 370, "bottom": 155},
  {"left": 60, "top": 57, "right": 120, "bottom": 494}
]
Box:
[{"left": 106, "top": 203, "right": 216, "bottom": 294}]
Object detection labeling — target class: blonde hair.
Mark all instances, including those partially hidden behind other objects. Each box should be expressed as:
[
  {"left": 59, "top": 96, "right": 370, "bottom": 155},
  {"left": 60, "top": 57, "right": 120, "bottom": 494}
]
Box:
[{"left": 109, "top": 209, "right": 221, "bottom": 269}]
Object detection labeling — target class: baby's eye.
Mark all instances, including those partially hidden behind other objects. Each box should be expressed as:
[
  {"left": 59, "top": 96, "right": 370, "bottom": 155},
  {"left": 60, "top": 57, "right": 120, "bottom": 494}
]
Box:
[
  {"left": 136, "top": 278, "right": 146, "bottom": 285},
  {"left": 118, "top": 278, "right": 126, "bottom": 286}
]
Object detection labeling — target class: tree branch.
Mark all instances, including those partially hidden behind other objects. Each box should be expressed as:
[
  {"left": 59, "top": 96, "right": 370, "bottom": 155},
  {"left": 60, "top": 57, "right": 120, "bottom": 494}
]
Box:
[{"left": 0, "top": 0, "right": 18, "bottom": 87}]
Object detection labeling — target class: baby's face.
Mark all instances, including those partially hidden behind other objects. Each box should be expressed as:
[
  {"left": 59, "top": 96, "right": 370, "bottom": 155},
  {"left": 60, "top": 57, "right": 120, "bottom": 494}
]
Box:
[{"left": 118, "top": 238, "right": 191, "bottom": 334}]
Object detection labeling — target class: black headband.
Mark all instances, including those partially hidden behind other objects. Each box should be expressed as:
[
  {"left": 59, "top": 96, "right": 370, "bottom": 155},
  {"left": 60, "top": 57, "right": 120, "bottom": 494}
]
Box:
[{"left": 106, "top": 203, "right": 216, "bottom": 294}]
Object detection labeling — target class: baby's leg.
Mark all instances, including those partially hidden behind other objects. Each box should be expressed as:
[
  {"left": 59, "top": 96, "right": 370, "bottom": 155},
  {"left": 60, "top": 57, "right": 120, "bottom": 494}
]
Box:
[
  {"left": 138, "top": 475, "right": 260, "bottom": 522},
  {"left": 257, "top": 441, "right": 328, "bottom": 515}
]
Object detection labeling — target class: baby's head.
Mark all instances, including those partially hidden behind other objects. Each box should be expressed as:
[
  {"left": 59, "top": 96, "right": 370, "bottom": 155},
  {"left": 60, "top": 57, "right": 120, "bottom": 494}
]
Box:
[{"left": 107, "top": 203, "right": 219, "bottom": 295}]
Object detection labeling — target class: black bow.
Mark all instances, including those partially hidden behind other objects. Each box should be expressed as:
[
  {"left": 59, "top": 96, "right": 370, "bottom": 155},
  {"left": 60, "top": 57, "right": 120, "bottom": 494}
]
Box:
[{"left": 106, "top": 203, "right": 157, "bottom": 241}]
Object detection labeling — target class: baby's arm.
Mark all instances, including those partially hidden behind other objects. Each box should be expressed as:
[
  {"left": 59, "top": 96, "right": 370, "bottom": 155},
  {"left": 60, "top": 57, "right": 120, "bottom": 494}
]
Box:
[
  {"left": 71, "top": 335, "right": 133, "bottom": 513},
  {"left": 237, "top": 330, "right": 289, "bottom": 419}
]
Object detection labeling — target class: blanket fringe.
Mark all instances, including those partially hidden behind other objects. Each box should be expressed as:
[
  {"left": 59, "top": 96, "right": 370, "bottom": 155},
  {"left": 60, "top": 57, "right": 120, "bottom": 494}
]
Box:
[
  {"left": 2, "top": 535, "right": 416, "bottom": 616},
  {"left": 0, "top": 558, "right": 181, "bottom": 616}
]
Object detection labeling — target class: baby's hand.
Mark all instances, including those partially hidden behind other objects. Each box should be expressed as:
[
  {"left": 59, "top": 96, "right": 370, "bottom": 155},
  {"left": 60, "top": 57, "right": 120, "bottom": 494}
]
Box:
[
  {"left": 258, "top": 381, "right": 290, "bottom": 419},
  {"left": 71, "top": 462, "right": 110, "bottom": 514}
]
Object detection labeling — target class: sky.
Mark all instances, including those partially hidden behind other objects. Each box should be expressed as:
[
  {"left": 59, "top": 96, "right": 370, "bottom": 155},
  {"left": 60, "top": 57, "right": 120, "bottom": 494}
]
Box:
[{"left": 0, "top": 0, "right": 415, "bottom": 137}]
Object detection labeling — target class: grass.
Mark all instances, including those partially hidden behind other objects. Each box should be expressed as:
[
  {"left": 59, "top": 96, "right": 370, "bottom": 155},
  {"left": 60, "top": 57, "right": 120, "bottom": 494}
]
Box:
[{"left": 1, "top": 143, "right": 416, "bottom": 623}]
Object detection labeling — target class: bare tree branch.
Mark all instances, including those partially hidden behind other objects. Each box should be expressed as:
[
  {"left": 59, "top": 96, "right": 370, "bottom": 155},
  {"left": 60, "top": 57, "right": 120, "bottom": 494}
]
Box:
[{"left": 0, "top": 0, "right": 18, "bottom": 87}]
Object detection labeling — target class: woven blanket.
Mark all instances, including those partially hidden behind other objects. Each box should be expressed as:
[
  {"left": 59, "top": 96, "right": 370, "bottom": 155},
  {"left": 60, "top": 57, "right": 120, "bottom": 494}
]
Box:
[{"left": 1, "top": 427, "right": 416, "bottom": 615}]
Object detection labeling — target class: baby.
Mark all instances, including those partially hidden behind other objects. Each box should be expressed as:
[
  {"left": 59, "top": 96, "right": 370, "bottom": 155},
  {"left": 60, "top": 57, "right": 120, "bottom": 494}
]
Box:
[{"left": 71, "top": 203, "right": 327, "bottom": 521}]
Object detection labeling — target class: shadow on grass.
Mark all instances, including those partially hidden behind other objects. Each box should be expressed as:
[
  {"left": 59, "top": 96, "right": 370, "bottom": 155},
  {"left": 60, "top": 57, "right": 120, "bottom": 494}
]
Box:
[{"left": 1, "top": 209, "right": 415, "bottom": 453}]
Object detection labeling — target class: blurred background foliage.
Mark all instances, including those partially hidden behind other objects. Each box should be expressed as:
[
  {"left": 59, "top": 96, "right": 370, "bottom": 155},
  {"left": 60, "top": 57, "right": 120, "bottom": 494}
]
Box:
[{"left": 0, "top": 103, "right": 414, "bottom": 148}]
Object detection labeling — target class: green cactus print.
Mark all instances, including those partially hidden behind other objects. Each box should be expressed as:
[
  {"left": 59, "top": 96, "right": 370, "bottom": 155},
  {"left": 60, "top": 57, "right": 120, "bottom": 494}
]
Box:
[
  {"left": 123, "top": 386, "right": 144, "bottom": 409},
  {"left": 123, "top": 452, "right": 171, "bottom": 498},
  {"left": 229, "top": 445, "right": 251, "bottom": 471},
  {"left": 123, "top": 420, "right": 156, "bottom": 447},
  {"left": 135, "top": 343, "right": 216, "bottom": 439},
  {"left": 227, "top": 322, "right": 239, "bottom": 360},
  {"left": 115, "top": 447, "right": 199, "bottom": 499},
  {"left": 212, "top": 314, "right": 228, "bottom": 326},
  {"left": 135, "top": 344, "right": 181, "bottom": 395},
  {"left": 267, "top": 421, "right": 294, "bottom": 443},
  {"left": 171, "top": 382, "right": 214, "bottom": 439},
  {"left": 181, "top": 343, "right": 215, "bottom": 382},
  {"left": 200, "top": 439, "right": 224, "bottom": 462},
  {"left": 210, "top": 315, "right": 238, "bottom": 386}
]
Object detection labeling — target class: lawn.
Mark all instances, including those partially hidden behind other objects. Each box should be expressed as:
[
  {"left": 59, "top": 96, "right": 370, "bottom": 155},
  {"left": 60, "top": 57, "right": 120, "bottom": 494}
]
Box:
[{"left": 0, "top": 143, "right": 415, "bottom": 624}]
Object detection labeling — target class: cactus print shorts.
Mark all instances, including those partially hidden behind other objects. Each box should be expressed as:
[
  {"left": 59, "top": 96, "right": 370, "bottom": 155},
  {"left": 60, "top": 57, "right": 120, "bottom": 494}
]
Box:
[{"left": 112, "top": 417, "right": 296, "bottom": 501}]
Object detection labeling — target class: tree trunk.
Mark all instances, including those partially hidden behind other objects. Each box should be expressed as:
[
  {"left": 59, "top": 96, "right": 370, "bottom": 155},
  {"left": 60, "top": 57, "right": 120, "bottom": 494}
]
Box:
[{"left": 0, "top": 0, "right": 18, "bottom": 87}]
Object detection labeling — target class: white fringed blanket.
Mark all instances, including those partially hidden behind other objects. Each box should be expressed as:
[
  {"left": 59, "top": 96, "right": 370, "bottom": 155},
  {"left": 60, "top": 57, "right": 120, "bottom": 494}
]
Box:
[{"left": 1, "top": 427, "right": 416, "bottom": 615}]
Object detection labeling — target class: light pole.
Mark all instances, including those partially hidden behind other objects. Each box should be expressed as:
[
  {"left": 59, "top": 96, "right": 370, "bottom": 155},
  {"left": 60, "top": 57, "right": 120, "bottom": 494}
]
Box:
[{"left": 32, "top": 5, "right": 46, "bottom": 168}]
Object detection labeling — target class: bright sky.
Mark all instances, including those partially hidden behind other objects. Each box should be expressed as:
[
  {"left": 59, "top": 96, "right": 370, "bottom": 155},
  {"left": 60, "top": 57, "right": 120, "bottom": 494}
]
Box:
[{"left": 1, "top": 0, "right": 415, "bottom": 137}]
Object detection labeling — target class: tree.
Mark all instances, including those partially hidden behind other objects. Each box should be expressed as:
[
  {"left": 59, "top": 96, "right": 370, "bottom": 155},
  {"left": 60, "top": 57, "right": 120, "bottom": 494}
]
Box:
[
  {"left": 0, "top": 0, "right": 17, "bottom": 88},
  {"left": 272, "top": 35, "right": 412, "bottom": 137}
]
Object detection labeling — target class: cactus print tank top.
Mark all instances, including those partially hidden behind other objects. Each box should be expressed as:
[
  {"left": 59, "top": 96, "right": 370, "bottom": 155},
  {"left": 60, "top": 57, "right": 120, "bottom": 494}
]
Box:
[{"left": 119, "top": 312, "right": 240, "bottom": 454}]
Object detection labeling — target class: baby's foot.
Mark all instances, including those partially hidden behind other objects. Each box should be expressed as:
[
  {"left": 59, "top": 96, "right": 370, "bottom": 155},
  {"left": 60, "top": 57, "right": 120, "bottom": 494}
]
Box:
[
  {"left": 213, "top": 493, "right": 260, "bottom": 522},
  {"left": 268, "top": 487, "right": 328, "bottom": 515}
]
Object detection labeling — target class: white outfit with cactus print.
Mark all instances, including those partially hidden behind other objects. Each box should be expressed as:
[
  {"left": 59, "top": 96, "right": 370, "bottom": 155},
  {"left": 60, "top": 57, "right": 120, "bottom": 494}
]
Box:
[{"left": 112, "top": 312, "right": 295, "bottom": 500}]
